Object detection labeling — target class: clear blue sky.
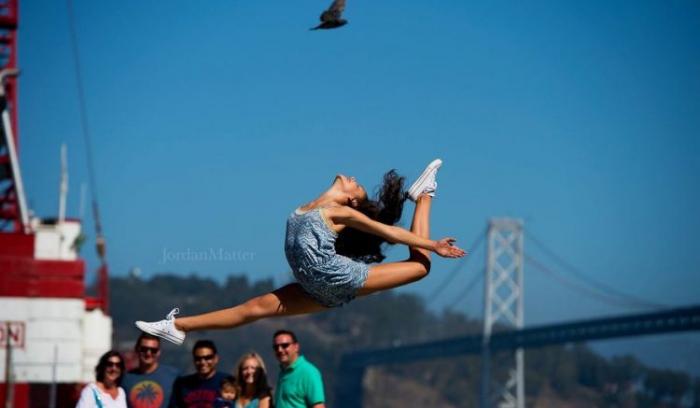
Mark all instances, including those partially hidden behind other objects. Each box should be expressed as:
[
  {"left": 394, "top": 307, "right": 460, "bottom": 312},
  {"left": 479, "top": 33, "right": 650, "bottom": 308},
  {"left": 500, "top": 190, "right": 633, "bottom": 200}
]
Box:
[{"left": 17, "top": 0, "right": 699, "bottom": 336}]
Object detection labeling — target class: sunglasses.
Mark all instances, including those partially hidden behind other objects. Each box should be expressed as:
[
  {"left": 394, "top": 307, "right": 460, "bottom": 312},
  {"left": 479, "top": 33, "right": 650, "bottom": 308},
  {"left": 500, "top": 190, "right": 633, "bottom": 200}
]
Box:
[
  {"left": 272, "top": 342, "right": 293, "bottom": 351},
  {"left": 194, "top": 354, "right": 216, "bottom": 362},
  {"left": 138, "top": 346, "right": 159, "bottom": 354},
  {"left": 106, "top": 361, "right": 122, "bottom": 368}
]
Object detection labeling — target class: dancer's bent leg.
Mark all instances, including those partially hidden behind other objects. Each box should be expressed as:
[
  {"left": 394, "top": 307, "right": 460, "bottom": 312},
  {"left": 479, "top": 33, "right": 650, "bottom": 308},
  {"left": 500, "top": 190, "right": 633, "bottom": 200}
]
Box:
[
  {"left": 174, "top": 283, "right": 326, "bottom": 332},
  {"left": 358, "top": 195, "right": 432, "bottom": 296}
]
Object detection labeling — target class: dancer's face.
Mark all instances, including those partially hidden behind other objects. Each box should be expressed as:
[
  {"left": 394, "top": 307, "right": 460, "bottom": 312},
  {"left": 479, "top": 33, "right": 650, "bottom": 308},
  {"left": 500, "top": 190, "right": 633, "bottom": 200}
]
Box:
[{"left": 334, "top": 174, "right": 367, "bottom": 207}]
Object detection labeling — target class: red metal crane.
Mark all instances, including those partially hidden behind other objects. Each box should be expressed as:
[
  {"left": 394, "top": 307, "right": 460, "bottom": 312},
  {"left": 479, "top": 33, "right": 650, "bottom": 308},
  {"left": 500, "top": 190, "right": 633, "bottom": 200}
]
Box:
[
  {"left": 0, "top": 0, "right": 22, "bottom": 233},
  {"left": 0, "top": 2, "right": 113, "bottom": 406}
]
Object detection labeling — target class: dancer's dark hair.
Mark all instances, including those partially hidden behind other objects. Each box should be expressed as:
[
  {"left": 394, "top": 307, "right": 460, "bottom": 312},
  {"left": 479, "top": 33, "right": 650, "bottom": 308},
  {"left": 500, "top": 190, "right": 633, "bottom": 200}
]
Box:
[{"left": 335, "top": 169, "right": 406, "bottom": 263}]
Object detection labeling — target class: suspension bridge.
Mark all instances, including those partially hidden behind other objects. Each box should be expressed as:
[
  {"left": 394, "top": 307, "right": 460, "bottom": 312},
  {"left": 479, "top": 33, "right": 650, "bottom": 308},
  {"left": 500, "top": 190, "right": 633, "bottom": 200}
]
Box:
[{"left": 334, "top": 218, "right": 700, "bottom": 408}]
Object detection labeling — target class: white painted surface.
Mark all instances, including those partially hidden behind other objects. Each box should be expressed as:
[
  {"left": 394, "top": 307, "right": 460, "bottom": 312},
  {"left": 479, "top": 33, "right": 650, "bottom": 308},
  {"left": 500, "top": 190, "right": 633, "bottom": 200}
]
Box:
[
  {"left": 34, "top": 221, "right": 81, "bottom": 260},
  {"left": 0, "top": 298, "right": 112, "bottom": 383},
  {"left": 82, "top": 309, "right": 113, "bottom": 382}
]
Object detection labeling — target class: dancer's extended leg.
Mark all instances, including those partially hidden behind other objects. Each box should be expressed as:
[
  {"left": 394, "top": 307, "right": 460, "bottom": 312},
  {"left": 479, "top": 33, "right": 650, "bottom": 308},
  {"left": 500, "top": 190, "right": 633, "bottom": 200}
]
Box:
[
  {"left": 176, "top": 196, "right": 433, "bottom": 331},
  {"left": 357, "top": 194, "right": 432, "bottom": 296},
  {"left": 174, "top": 283, "right": 326, "bottom": 332}
]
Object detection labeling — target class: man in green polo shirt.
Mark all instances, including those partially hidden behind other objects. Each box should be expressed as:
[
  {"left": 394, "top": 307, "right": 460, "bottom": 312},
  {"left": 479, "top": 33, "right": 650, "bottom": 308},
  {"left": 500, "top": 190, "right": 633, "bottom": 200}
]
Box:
[{"left": 273, "top": 329, "right": 326, "bottom": 408}]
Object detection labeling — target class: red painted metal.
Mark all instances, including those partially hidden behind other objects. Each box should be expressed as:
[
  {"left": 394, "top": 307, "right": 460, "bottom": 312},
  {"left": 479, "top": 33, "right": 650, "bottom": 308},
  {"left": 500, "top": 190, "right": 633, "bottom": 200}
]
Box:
[
  {"left": 0, "top": 383, "right": 81, "bottom": 408},
  {"left": 0, "top": 0, "right": 20, "bottom": 232},
  {"left": 0, "top": 0, "right": 18, "bottom": 140},
  {"left": 0, "top": 383, "right": 29, "bottom": 407},
  {"left": 98, "top": 263, "right": 109, "bottom": 313},
  {"left": 84, "top": 296, "right": 101, "bottom": 310},
  {"left": 28, "top": 383, "right": 83, "bottom": 408},
  {"left": 0, "top": 256, "right": 85, "bottom": 297},
  {"left": 0, "top": 231, "right": 32, "bottom": 256},
  {"left": 85, "top": 264, "right": 110, "bottom": 312}
]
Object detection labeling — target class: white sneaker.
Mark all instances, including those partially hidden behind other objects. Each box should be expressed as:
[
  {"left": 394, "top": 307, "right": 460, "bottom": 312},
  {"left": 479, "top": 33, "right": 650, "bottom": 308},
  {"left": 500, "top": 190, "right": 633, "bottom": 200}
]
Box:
[
  {"left": 135, "top": 308, "right": 186, "bottom": 345},
  {"left": 407, "top": 159, "right": 442, "bottom": 201}
]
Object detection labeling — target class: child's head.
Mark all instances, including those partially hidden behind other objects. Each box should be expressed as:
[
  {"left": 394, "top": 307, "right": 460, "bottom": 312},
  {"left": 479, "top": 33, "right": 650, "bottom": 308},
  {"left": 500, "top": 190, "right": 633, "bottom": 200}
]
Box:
[{"left": 220, "top": 375, "right": 238, "bottom": 401}]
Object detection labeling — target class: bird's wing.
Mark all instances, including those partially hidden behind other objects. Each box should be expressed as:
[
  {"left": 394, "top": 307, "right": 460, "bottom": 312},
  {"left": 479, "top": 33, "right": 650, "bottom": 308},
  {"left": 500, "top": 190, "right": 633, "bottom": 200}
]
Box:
[
  {"left": 319, "top": 10, "right": 333, "bottom": 22},
  {"left": 328, "top": 0, "right": 346, "bottom": 15}
]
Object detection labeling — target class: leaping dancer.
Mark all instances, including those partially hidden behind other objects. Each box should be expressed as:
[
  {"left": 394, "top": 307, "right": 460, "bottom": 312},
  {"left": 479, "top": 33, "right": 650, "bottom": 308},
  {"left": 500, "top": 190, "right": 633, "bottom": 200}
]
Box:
[{"left": 136, "top": 159, "right": 466, "bottom": 345}]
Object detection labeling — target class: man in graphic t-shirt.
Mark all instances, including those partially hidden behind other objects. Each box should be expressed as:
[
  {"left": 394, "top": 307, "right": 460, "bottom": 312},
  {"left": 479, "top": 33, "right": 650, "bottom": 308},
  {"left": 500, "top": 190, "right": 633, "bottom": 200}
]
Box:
[
  {"left": 122, "top": 333, "right": 180, "bottom": 408},
  {"left": 170, "top": 339, "right": 228, "bottom": 408}
]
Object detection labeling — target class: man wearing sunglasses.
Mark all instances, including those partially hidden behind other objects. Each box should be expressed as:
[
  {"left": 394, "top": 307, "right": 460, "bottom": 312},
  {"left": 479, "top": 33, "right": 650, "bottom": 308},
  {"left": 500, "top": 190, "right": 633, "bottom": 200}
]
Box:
[
  {"left": 122, "top": 333, "right": 180, "bottom": 408},
  {"left": 170, "top": 339, "right": 228, "bottom": 407},
  {"left": 273, "top": 330, "right": 326, "bottom": 408}
]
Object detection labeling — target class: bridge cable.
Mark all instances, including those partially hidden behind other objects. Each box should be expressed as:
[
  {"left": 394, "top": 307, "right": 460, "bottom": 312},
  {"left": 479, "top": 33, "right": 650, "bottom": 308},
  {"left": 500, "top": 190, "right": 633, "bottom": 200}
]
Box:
[
  {"left": 445, "top": 267, "right": 484, "bottom": 312},
  {"left": 426, "top": 227, "right": 486, "bottom": 303},
  {"left": 525, "top": 254, "right": 661, "bottom": 310},
  {"left": 525, "top": 231, "right": 667, "bottom": 309}
]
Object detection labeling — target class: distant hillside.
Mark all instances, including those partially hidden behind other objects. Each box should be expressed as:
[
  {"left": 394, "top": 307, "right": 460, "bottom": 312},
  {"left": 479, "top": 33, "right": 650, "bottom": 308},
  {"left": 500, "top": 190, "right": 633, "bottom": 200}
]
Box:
[{"left": 110, "top": 274, "right": 700, "bottom": 407}]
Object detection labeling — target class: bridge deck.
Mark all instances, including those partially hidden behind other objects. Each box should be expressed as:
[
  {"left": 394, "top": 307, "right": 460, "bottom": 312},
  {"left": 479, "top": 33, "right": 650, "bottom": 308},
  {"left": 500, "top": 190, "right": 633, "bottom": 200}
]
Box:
[{"left": 342, "top": 304, "right": 700, "bottom": 367}]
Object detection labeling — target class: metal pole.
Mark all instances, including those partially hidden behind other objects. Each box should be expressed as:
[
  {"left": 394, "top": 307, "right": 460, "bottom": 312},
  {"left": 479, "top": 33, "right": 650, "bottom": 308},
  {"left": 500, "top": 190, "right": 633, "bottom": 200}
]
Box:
[
  {"left": 515, "top": 231, "right": 525, "bottom": 407},
  {"left": 481, "top": 225, "right": 495, "bottom": 408},
  {"left": 4, "top": 322, "right": 14, "bottom": 408},
  {"left": 480, "top": 345, "right": 491, "bottom": 407},
  {"left": 49, "top": 344, "right": 58, "bottom": 408},
  {"left": 0, "top": 69, "right": 29, "bottom": 232},
  {"left": 58, "top": 144, "right": 68, "bottom": 224}
]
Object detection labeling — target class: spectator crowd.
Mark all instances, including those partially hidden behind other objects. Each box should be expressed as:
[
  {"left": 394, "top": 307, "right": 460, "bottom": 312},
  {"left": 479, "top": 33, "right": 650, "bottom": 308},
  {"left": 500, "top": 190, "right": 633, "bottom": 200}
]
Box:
[{"left": 76, "top": 329, "right": 326, "bottom": 408}]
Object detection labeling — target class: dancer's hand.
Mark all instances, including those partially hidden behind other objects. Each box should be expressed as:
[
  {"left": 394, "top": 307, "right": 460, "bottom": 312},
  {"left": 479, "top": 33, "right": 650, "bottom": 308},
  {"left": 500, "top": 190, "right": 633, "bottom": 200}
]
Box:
[{"left": 434, "top": 238, "right": 467, "bottom": 258}]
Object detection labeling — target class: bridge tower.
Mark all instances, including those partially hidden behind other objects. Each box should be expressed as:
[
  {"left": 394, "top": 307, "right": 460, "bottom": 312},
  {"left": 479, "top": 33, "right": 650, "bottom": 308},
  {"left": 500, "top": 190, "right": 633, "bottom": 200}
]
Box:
[{"left": 481, "top": 218, "right": 525, "bottom": 408}]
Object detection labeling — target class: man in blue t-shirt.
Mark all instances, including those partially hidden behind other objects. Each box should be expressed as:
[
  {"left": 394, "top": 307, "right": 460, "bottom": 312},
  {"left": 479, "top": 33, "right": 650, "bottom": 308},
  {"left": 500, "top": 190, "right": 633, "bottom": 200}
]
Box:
[
  {"left": 170, "top": 339, "right": 228, "bottom": 408},
  {"left": 122, "top": 333, "right": 180, "bottom": 408}
]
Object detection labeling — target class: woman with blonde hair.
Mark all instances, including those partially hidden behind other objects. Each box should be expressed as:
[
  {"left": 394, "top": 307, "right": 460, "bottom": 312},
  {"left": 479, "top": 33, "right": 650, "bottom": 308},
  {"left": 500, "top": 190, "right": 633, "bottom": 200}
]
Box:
[{"left": 234, "top": 352, "right": 272, "bottom": 408}]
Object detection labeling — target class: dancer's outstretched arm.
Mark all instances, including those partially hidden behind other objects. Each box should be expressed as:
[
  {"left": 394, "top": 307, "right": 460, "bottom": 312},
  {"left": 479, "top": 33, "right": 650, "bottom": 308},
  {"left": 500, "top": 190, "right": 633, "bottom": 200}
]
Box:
[{"left": 326, "top": 206, "right": 465, "bottom": 258}]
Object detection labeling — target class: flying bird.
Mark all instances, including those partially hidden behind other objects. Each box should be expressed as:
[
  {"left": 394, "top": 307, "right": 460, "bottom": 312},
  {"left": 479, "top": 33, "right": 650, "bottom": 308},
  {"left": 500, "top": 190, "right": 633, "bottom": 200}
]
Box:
[{"left": 311, "top": 0, "right": 347, "bottom": 30}]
